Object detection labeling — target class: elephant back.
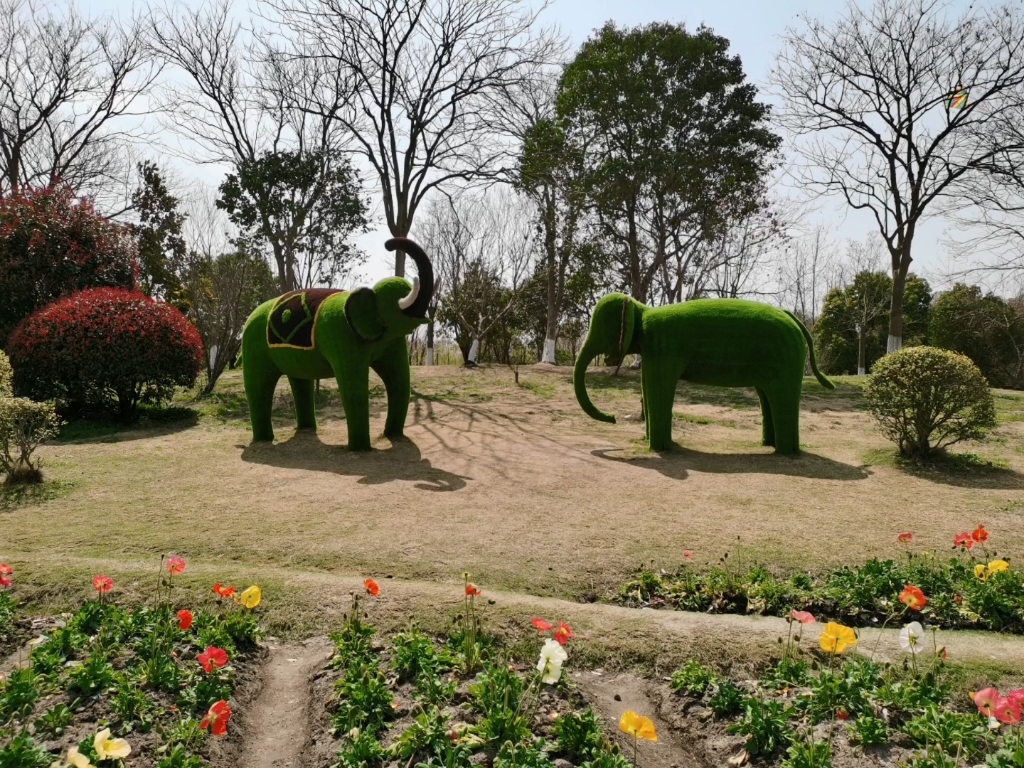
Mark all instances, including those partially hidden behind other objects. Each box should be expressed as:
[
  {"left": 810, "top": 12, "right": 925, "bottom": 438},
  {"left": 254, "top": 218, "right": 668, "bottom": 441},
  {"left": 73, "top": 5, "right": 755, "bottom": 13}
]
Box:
[{"left": 267, "top": 289, "right": 346, "bottom": 351}]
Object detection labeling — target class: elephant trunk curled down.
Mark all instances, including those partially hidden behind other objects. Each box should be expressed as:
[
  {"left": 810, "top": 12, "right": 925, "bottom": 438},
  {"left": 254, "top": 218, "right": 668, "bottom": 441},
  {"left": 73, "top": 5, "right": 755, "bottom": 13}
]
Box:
[{"left": 573, "top": 293, "right": 834, "bottom": 454}]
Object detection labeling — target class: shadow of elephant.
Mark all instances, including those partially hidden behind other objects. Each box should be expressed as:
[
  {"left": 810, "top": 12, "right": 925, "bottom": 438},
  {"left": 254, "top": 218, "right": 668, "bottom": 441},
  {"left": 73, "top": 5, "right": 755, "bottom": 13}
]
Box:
[
  {"left": 239, "top": 432, "right": 469, "bottom": 491},
  {"left": 591, "top": 445, "right": 871, "bottom": 482}
]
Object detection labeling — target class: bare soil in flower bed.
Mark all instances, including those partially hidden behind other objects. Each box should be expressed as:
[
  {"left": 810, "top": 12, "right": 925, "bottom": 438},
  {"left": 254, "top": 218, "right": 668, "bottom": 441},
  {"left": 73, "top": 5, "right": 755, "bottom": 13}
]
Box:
[{"left": 0, "top": 593, "right": 267, "bottom": 767}]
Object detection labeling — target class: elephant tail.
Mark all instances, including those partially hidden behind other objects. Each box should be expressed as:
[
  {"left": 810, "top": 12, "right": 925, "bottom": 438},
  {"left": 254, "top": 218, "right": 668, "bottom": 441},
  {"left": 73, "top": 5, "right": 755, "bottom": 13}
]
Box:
[{"left": 784, "top": 309, "right": 835, "bottom": 390}]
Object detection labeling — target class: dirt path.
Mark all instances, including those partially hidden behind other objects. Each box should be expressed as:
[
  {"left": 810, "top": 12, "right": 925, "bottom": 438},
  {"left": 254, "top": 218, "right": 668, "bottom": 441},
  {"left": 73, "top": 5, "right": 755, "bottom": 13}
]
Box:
[{"left": 233, "top": 636, "right": 334, "bottom": 768}]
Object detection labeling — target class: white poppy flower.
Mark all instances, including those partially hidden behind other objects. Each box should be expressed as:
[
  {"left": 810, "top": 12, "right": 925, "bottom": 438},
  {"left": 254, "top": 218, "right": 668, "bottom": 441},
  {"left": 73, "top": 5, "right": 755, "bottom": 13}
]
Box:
[
  {"left": 899, "top": 621, "right": 925, "bottom": 655},
  {"left": 537, "top": 638, "right": 568, "bottom": 684}
]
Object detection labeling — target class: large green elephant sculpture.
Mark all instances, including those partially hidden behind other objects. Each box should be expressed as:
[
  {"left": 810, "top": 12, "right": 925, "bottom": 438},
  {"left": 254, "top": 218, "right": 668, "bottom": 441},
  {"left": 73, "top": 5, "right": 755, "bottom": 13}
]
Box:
[
  {"left": 241, "top": 237, "right": 433, "bottom": 450},
  {"left": 573, "top": 293, "right": 834, "bottom": 454}
]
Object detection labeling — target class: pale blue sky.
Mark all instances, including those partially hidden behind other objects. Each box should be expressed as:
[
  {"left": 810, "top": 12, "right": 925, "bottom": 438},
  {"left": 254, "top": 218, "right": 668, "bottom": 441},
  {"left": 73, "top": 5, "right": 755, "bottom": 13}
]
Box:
[{"left": 85, "top": 0, "right": 998, "bottom": 291}]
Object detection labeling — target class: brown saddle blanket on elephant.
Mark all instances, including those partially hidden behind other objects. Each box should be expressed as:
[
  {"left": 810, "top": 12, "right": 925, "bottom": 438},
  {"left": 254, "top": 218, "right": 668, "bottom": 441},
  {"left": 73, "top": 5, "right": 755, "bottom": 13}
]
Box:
[{"left": 267, "top": 289, "right": 345, "bottom": 350}]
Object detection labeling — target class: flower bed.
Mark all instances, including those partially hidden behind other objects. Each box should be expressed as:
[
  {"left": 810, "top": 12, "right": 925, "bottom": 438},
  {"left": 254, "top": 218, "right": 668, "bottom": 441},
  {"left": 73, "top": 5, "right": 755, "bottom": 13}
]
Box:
[
  {"left": 0, "top": 560, "right": 263, "bottom": 767},
  {"left": 662, "top": 613, "right": 1024, "bottom": 768},
  {"left": 308, "top": 577, "right": 645, "bottom": 768},
  {"left": 618, "top": 526, "right": 1024, "bottom": 633}
]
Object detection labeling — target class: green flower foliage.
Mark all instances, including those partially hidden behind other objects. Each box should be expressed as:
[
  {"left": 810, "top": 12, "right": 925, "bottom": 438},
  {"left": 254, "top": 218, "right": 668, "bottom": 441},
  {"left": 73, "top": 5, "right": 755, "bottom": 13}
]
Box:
[
  {"left": 865, "top": 346, "right": 996, "bottom": 458},
  {"left": 619, "top": 551, "right": 1024, "bottom": 632}
]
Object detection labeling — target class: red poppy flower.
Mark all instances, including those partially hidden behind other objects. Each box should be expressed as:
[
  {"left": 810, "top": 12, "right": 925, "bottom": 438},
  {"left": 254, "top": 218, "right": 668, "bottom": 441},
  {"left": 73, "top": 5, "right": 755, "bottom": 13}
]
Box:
[
  {"left": 790, "top": 610, "right": 816, "bottom": 624},
  {"left": 465, "top": 584, "right": 482, "bottom": 596},
  {"left": 897, "top": 532, "right": 913, "bottom": 544},
  {"left": 954, "top": 533, "right": 974, "bottom": 550},
  {"left": 201, "top": 700, "right": 232, "bottom": 736},
  {"left": 972, "top": 525, "right": 989, "bottom": 544},
  {"left": 532, "top": 618, "right": 554, "bottom": 632},
  {"left": 0, "top": 575, "right": 9, "bottom": 588},
  {"left": 178, "top": 610, "right": 193, "bottom": 631},
  {"left": 553, "top": 621, "right": 575, "bottom": 645},
  {"left": 899, "top": 585, "right": 927, "bottom": 611},
  {"left": 167, "top": 556, "right": 187, "bottom": 575},
  {"left": 92, "top": 575, "right": 113, "bottom": 593},
  {"left": 364, "top": 579, "right": 380, "bottom": 596},
  {"left": 836, "top": 710, "right": 849, "bottom": 720},
  {"left": 212, "top": 583, "right": 237, "bottom": 599},
  {"left": 198, "top": 646, "right": 229, "bottom": 673}
]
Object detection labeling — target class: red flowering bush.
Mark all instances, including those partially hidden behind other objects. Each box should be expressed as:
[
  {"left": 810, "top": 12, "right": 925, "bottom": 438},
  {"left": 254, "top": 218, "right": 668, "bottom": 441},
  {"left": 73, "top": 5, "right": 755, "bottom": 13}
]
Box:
[
  {"left": 0, "top": 185, "right": 138, "bottom": 346},
  {"left": 7, "top": 288, "right": 203, "bottom": 421}
]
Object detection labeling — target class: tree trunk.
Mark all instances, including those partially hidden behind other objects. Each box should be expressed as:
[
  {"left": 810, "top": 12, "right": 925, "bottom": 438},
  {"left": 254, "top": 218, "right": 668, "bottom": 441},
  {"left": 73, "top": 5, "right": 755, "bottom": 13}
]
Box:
[
  {"left": 542, "top": 192, "right": 559, "bottom": 365},
  {"left": 887, "top": 252, "right": 912, "bottom": 353},
  {"left": 467, "top": 338, "right": 480, "bottom": 365},
  {"left": 426, "top": 318, "right": 435, "bottom": 366},
  {"left": 857, "top": 325, "right": 867, "bottom": 376}
]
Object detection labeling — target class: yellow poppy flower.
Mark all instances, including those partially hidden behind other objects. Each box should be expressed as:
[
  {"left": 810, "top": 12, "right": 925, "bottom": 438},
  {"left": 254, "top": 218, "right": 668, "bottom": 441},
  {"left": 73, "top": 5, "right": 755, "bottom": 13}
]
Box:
[
  {"left": 94, "top": 728, "right": 131, "bottom": 760},
  {"left": 819, "top": 622, "right": 857, "bottom": 654},
  {"left": 619, "top": 710, "right": 657, "bottom": 742},
  {"left": 66, "top": 747, "right": 94, "bottom": 768},
  {"left": 240, "top": 585, "right": 262, "bottom": 609},
  {"left": 988, "top": 560, "right": 1009, "bottom": 575},
  {"left": 975, "top": 564, "right": 990, "bottom": 581}
]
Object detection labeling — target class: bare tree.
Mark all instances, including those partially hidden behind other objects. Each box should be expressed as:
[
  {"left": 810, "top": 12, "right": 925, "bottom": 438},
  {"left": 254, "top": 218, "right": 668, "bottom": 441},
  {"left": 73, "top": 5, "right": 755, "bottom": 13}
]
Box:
[
  {"left": 148, "top": 0, "right": 362, "bottom": 292},
  {"left": 263, "top": 0, "right": 560, "bottom": 277},
  {"left": 656, "top": 194, "right": 789, "bottom": 304},
  {"left": 0, "top": 0, "right": 159, "bottom": 213},
  {"left": 777, "top": 223, "right": 839, "bottom": 324},
  {"left": 425, "top": 189, "right": 534, "bottom": 365},
  {"left": 770, "top": 0, "right": 1024, "bottom": 353}
]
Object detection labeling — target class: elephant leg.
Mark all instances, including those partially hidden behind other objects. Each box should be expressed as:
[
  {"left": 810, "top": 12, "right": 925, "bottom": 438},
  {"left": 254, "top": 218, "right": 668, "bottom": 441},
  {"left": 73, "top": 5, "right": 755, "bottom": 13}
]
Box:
[
  {"left": 243, "top": 363, "right": 281, "bottom": 443},
  {"left": 756, "top": 387, "right": 775, "bottom": 447},
  {"left": 334, "top": 367, "right": 373, "bottom": 451},
  {"left": 370, "top": 338, "right": 411, "bottom": 439},
  {"left": 765, "top": 383, "right": 802, "bottom": 455},
  {"left": 644, "top": 358, "right": 682, "bottom": 452},
  {"left": 288, "top": 377, "right": 317, "bottom": 431}
]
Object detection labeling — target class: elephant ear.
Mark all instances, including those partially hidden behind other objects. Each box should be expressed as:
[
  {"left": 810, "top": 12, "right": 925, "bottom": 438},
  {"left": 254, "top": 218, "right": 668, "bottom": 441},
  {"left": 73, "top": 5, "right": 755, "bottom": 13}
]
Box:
[{"left": 345, "top": 287, "right": 386, "bottom": 342}]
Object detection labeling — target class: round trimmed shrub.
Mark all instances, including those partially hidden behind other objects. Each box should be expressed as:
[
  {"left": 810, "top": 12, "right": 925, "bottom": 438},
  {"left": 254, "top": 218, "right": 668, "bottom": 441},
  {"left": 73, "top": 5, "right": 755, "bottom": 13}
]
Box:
[
  {"left": 865, "top": 346, "right": 996, "bottom": 458},
  {"left": 7, "top": 288, "right": 204, "bottom": 422}
]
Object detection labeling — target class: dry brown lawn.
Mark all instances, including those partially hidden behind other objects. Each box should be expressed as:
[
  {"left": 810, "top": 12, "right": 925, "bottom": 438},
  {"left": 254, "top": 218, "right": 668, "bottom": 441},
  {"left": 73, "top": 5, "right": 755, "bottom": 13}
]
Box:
[{"left": 3, "top": 363, "right": 1024, "bottom": 651}]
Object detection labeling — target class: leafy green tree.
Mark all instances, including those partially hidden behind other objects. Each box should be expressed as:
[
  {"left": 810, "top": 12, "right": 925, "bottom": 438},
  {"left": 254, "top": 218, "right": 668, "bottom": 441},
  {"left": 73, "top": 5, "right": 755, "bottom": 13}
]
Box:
[
  {"left": 131, "top": 162, "right": 189, "bottom": 309},
  {"left": 816, "top": 272, "right": 930, "bottom": 375},
  {"left": 556, "top": 21, "right": 781, "bottom": 304},
  {"left": 184, "top": 247, "right": 276, "bottom": 393},
  {"left": 217, "top": 149, "right": 368, "bottom": 292},
  {"left": 929, "top": 284, "right": 1024, "bottom": 389}
]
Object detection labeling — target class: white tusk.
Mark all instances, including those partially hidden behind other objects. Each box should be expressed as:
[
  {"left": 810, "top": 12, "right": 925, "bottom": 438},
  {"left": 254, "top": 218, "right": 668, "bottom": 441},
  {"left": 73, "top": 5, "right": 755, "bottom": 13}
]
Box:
[{"left": 398, "top": 276, "right": 420, "bottom": 310}]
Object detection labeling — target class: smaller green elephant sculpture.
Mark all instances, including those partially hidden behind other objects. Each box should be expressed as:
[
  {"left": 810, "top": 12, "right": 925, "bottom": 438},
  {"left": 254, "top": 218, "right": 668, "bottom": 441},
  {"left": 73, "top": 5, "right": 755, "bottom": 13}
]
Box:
[
  {"left": 241, "top": 237, "right": 433, "bottom": 450},
  {"left": 574, "top": 293, "right": 834, "bottom": 454}
]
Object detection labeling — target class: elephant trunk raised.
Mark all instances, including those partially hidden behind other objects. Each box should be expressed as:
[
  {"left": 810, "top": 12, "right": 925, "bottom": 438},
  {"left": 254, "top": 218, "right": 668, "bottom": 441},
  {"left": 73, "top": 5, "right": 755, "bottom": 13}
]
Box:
[{"left": 386, "top": 237, "right": 434, "bottom": 319}]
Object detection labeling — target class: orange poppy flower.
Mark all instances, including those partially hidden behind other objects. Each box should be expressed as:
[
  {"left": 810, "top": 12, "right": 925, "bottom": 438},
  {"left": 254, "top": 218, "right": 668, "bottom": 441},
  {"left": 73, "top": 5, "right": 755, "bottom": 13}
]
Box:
[
  {"left": 899, "top": 585, "right": 927, "bottom": 611},
  {"left": 532, "top": 618, "right": 554, "bottom": 632},
  {"left": 972, "top": 525, "right": 989, "bottom": 544},
  {"left": 954, "top": 532, "right": 974, "bottom": 550},
  {"left": 897, "top": 533, "right": 913, "bottom": 544},
  {"left": 212, "top": 583, "right": 237, "bottom": 599},
  {"left": 364, "top": 579, "right": 380, "bottom": 596},
  {"left": 92, "top": 575, "right": 113, "bottom": 593},
  {"left": 167, "top": 557, "right": 187, "bottom": 575},
  {"left": 177, "top": 610, "right": 193, "bottom": 631},
  {"left": 466, "top": 584, "right": 482, "bottom": 596}
]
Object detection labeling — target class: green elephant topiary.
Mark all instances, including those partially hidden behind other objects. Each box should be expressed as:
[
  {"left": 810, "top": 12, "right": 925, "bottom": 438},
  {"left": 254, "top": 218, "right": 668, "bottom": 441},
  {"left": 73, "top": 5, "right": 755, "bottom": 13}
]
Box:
[
  {"left": 241, "top": 237, "right": 433, "bottom": 450},
  {"left": 574, "top": 294, "right": 834, "bottom": 454}
]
